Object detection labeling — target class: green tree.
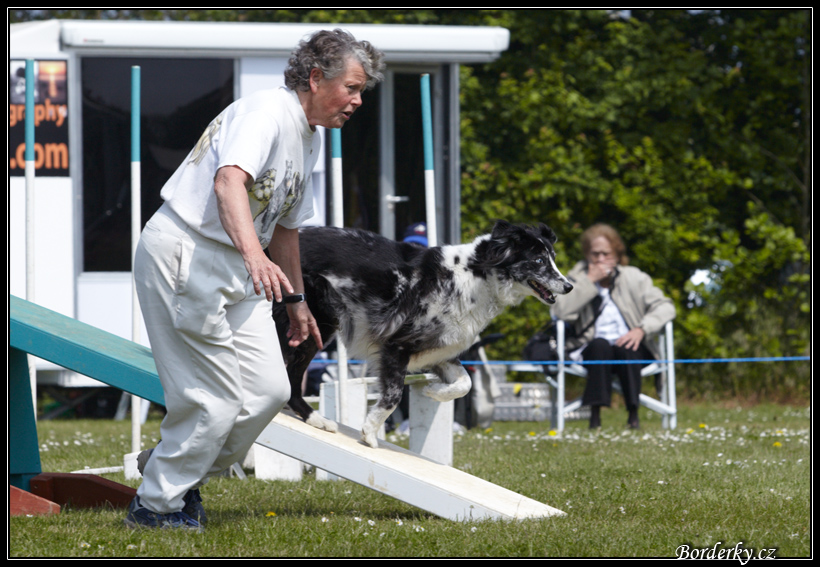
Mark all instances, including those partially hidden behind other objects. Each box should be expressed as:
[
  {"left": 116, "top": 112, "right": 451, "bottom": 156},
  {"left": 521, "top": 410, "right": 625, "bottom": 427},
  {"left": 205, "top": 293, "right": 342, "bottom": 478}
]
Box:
[{"left": 458, "top": 9, "right": 809, "bottom": 398}]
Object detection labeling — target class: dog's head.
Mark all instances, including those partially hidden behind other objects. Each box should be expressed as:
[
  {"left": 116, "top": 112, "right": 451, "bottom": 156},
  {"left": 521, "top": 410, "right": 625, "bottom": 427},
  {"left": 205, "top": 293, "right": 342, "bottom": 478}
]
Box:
[{"left": 470, "top": 220, "right": 573, "bottom": 305}]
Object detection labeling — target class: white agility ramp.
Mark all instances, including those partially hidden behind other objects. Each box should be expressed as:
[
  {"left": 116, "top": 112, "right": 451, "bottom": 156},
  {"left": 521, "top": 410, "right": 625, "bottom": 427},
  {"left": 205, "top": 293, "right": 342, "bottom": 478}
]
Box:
[{"left": 255, "top": 411, "right": 565, "bottom": 522}]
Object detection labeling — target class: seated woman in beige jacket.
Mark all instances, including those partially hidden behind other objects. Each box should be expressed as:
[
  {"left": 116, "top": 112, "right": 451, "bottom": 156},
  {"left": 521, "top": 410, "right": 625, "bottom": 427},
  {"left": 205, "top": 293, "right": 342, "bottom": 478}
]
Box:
[{"left": 551, "top": 224, "right": 675, "bottom": 429}]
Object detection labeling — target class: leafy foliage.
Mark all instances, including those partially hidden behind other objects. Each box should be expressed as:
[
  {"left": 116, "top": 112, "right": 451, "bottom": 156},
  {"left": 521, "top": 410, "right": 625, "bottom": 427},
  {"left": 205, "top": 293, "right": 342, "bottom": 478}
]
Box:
[{"left": 455, "top": 10, "right": 810, "bottom": 398}]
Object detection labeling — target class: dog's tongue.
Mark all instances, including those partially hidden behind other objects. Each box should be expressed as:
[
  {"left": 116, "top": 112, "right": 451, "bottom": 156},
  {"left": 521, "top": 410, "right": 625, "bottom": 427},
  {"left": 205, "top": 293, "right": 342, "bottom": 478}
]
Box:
[{"left": 529, "top": 280, "right": 555, "bottom": 304}]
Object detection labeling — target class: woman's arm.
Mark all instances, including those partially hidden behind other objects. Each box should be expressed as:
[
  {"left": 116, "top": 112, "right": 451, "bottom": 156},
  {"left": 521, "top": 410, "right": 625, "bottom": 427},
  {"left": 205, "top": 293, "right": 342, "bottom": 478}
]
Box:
[
  {"left": 214, "top": 164, "right": 295, "bottom": 302},
  {"left": 268, "top": 226, "right": 323, "bottom": 349}
]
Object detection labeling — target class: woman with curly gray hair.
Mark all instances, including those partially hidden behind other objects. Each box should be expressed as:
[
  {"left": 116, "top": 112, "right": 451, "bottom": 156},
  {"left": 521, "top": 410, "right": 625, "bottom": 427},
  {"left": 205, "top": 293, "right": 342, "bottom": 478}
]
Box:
[
  {"left": 289, "top": 28, "right": 385, "bottom": 130},
  {"left": 125, "top": 29, "right": 384, "bottom": 530},
  {"left": 285, "top": 28, "right": 385, "bottom": 93}
]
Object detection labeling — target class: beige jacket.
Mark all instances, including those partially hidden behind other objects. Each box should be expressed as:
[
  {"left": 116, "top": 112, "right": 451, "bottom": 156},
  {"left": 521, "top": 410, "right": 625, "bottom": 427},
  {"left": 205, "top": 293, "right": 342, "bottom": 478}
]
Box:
[{"left": 551, "top": 261, "right": 676, "bottom": 360}]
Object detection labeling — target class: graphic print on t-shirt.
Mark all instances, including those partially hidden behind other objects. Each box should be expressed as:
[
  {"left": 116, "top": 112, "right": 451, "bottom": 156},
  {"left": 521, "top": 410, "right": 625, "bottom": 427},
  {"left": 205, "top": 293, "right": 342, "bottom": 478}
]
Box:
[
  {"left": 190, "top": 116, "right": 222, "bottom": 166},
  {"left": 179, "top": 91, "right": 313, "bottom": 248},
  {"left": 250, "top": 161, "right": 305, "bottom": 247}
]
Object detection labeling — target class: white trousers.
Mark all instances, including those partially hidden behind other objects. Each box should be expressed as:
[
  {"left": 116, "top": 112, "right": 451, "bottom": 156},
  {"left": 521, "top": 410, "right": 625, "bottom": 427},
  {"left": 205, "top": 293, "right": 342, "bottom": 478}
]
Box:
[{"left": 134, "top": 204, "right": 290, "bottom": 513}]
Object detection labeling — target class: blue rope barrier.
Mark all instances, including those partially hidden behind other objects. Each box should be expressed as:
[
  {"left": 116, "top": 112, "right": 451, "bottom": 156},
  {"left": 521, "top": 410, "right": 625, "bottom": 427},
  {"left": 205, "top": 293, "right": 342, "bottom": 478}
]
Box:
[
  {"left": 462, "top": 357, "right": 810, "bottom": 366},
  {"left": 310, "top": 356, "right": 809, "bottom": 366}
]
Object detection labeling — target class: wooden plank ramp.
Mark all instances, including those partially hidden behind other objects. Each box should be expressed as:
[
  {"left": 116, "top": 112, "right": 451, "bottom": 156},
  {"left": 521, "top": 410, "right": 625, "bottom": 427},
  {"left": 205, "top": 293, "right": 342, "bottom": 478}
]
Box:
[
  {"left": 257, "top": 412, "right": 565, "bottom": 522},
  {"left": 9, "top": 295, "right": 165, "bottom": 406}
]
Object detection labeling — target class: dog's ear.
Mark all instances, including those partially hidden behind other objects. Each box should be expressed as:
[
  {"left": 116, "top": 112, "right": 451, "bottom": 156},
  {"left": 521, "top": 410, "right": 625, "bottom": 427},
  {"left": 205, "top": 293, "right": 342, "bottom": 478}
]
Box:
[
  {"left": 490, "top": 220, "right": 515, "bottom": 240},
  {"left": 539, "top": 223, "right": 558, "bottom": 246},
  {"left": 492, "top": 220, "right": 538, "bottom": 246},
  {"left": 493, "top": 220, "right": 557, "bottom": 248},
  {"left": 470, "top": 221, "right": 517, "bottom": 272}
]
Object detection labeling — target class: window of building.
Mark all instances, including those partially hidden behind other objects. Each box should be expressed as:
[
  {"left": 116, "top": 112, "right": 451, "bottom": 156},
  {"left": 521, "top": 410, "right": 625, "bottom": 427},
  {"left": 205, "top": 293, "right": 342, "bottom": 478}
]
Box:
[{"left": 81, "top": 57, "right": 233, "bottom": 271}]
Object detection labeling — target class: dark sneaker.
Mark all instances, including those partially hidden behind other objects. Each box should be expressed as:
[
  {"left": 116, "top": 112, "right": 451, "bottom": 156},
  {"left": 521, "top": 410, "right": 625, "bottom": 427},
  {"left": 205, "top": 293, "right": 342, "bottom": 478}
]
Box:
[
  {"left": 183, "top": 488, "right": 207, "bottom": 525},
  {"left": 123, "top": 496, "right": 202, "bottom": 531},
  {"left": 136, "top": 448, "right": 208, "bottom": 525}
]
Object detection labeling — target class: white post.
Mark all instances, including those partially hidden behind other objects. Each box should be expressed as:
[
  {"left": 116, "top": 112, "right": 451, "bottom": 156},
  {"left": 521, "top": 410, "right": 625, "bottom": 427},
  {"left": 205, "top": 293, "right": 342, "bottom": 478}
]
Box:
[
  {"left": 665, "top": 321, "right": 677, "bottom": 429},
  {"left": 420, "top": 74, "right": 437, "bottom": 247},
  {"left": 330, "top": 128, "right": 349, "bottom": 425},
  {"left": 130, "top": 66, "right": 142, "bottom": 453},
  {"left": 556, "top": 320, "right": 567, "bottom": 432},
  {"left": 24, "top": 60, "right": 37, "bottom": 412},
  {"left": 316, "top": 378, "right": 369, "bottom": 480},
  {"left": 408, "top": 378, "right": 453, "bottom": 466}
]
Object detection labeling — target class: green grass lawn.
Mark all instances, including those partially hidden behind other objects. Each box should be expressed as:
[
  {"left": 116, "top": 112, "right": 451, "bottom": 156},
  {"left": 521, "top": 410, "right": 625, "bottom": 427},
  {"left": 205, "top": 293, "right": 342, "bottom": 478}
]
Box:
[{"left": 10, "top": 401, "right": 811, "bottom": 558}]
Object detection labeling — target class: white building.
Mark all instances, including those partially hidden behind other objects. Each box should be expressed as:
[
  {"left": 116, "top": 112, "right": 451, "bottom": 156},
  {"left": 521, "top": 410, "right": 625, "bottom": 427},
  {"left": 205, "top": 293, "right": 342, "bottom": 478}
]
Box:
[{"left": 9, "top": 19, "right": 509, "bottom": 387}]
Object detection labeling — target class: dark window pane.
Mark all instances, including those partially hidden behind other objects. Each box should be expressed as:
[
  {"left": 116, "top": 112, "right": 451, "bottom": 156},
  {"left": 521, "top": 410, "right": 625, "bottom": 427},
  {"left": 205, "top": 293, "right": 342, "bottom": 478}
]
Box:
[
  {"left": 337, "top": 86, "right": 380, "bottom": 232},
  {"left": 81, "top": 57, "right": 233, "bottom": 271},
  {"left": 392, "top": 73, "right": 427, "bottom": 241}
]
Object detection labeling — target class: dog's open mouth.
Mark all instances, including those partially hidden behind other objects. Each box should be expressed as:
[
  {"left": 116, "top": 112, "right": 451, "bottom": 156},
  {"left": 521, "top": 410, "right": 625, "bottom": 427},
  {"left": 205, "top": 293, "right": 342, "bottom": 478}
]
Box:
[{"left": 528, "top": 280, "right": 556, "bottom": 304}]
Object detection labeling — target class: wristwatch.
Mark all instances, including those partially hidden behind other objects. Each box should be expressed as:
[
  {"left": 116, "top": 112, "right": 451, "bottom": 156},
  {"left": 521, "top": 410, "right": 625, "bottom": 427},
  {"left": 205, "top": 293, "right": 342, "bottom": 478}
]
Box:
[{"left": 283, "top": 293, "right": 306, "bottom": 304}]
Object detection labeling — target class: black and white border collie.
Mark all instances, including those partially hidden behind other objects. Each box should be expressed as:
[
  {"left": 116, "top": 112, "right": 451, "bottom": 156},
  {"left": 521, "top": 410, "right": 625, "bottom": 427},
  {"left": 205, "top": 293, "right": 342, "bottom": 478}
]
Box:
[{"left": 273, "top": 220, "right": 573, "bottom": 448}]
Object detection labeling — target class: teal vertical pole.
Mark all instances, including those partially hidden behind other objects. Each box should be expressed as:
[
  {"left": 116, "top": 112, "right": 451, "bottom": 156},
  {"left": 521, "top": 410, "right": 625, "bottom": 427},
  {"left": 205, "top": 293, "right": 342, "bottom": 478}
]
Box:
[
  {"left": 130, "top": 66, "right": 144, "bottom": 448},
  {"left": 420, "top": 74, "right": 434, "bottom": 173},
  {"left": 25, "top": 61, "right": 35, "bottom": 163},
  {"left": 420, "top": 74, "right": 437, "bottom": 246},
  {"left": 331, "top": 128, "right": 342, "bottom": 159},
  {"left": 130, "top": 66, "right": 141, "bottom": 302},
  {"left": 24, "top": 60, "right": 38, "bottom": 417},
  {"left": 330, "top": 128, "right": 348, "bottom": 423},
  {"left": 130, "top": 65, "right": 141, "bottom": 276},
  {"left": 131, "top": 66, "right": 141, "bottom": 163},
  {"left": 25, "top": 60, "right": 36, "bottom": 301},
  {"left": 331, "top": 128, "right": 343, "bottom": 229}
]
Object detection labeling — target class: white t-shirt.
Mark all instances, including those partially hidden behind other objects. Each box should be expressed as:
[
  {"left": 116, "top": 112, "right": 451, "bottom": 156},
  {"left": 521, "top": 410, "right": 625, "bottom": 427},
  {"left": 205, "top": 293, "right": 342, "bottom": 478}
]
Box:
[
  {"left": 160, "top": 87, "right": 320, "bottom": 248},
  {"left": 593, "top": 285, "right": 630, "bottom": 344}
]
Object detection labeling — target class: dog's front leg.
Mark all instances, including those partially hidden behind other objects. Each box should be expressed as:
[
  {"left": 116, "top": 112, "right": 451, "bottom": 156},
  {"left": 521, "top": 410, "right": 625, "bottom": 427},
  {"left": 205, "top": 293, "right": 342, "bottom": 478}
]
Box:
[
  {"left": 361, "top": 349, "right": 408, "bottom": 448},
  {"left": 423, "top": 360, "right": 472, "bottom": 402}
]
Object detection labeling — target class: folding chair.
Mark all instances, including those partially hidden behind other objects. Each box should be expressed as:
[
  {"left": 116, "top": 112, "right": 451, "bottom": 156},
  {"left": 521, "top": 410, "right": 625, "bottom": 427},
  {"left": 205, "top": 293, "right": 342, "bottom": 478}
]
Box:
[{"left": 550, "top": 319, "right": 677, "bottom": 431}]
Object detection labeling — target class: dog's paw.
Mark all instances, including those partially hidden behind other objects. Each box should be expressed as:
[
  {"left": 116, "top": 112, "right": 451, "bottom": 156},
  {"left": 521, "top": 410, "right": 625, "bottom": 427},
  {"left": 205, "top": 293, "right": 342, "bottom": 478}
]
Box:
[
  {"left": 361, "top": 427, "right": 379, "bottom": 448},
  {"left": 421, "top": 383, "right": 452, "bottom": 402},
  {"left": 306, "top": 413, "right": 338, "bottom": 433},
  {"left": 422, "top": 382, "right": 470, "bottom": 403}
]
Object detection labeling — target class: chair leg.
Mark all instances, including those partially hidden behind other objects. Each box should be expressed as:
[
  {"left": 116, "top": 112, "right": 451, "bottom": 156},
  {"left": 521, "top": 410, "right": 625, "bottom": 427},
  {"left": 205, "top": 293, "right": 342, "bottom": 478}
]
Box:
[{"left": 548, "top": 376, "right": 558, "bottom": 431}]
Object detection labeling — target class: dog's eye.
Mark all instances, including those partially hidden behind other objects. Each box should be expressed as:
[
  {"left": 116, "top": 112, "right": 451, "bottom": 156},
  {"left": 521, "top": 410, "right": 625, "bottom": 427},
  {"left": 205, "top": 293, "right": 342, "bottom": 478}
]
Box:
[{"left": 535, "top": 258, "right": 545, "bottom": 264}]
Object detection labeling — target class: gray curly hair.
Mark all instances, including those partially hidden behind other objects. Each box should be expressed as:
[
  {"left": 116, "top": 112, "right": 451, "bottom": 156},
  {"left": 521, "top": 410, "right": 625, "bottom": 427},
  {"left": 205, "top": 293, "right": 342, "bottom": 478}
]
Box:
[{"left": 285, "top": 29, "right": 385, "bottom": 92}]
